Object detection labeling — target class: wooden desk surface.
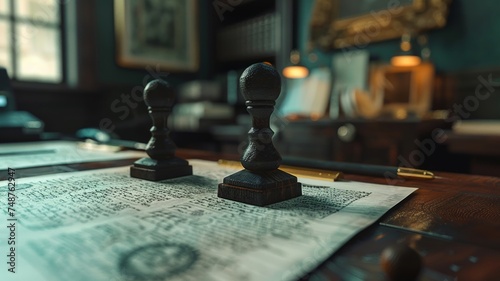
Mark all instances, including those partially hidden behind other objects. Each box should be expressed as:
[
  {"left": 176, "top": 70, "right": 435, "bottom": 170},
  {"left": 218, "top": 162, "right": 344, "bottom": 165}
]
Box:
[
  {"left": 6, "top": 149, "right": 500, "bottom": 280},
  {"left": 313, "top": 172, "right": 500, "bottom": 281}
]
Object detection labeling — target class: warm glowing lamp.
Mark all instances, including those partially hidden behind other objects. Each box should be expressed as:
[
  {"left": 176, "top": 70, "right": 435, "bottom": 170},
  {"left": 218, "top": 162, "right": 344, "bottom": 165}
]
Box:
[
  {"left": 391, "top": 33, "right": 421, "bottom": 67},
  {"left": 282, "top": 50, "right": 309, "bottom": 79},
  {"left": 391, "top": 55, "right": 421, "bottom": 67},
  {"left": 282, "top": 65, "right": 309, "bottom": 79}
]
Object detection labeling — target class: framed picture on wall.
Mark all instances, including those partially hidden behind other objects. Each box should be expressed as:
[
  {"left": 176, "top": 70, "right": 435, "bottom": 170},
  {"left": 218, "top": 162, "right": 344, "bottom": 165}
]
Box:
[
  {"left": 114, "top": 0, "right": 199, "bottom": 72},
  {"left": 310, "top": 0, "right": 451, "bottom": 49},
  {"left": 370, "top": 62, "right": 435, "bottom": 118}
]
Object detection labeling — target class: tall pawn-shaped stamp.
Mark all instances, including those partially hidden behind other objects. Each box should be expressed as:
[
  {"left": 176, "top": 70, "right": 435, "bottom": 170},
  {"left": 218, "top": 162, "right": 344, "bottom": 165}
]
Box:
[
  {"left": 218, "top": 63, "right": 302, "bottom": 206},
  {"left": 130, "top": 79, "right": 192, "bottom": 181}
]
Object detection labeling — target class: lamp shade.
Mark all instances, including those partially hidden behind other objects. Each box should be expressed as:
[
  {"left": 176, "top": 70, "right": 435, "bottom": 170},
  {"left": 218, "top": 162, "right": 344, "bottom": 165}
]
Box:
[
  {"left": 391, "top": 31, "right": 422, "bottom": 67},
  {"left": 282, "top": 50, "right": 309, "bottom": 79},
  {"left": 391, "top": 54, "right": 421, "bottom": 67},
  {"left": 282, "top": 65, "right": 309, "bottom": 79}
]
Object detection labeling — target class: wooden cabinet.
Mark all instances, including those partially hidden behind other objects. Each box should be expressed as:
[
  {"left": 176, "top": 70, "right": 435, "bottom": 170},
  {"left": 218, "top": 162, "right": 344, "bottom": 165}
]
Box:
[
  {"left": 445, "top": 132, "right": 500, "bottom": 176},
  {"left": 276, "top": 118, "right": 451, "bottom": 167}
]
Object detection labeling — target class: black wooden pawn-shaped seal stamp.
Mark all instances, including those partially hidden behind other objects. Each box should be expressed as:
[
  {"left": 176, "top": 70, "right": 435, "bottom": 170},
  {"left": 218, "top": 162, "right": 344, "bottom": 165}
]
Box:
[
  {"left": 218, "top": 63, "right": 302, "bottom": 206},
  {"left": 130, "top": 79, "right": 192, "bottom": 181}
]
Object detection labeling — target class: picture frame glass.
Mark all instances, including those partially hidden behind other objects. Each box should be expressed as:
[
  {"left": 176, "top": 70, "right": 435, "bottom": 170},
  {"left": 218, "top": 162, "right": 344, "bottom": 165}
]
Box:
[{"left": 115, "top": 0, "right": 198, "bottom": 72}]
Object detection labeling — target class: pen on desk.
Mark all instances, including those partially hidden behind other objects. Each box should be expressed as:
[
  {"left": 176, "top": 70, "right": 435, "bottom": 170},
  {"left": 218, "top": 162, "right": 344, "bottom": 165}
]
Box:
[
  {"left": 282, "top": 156, "right": 434, "bottom": 180},
  {"left": 78, "top": 140, "right": 432, "bottom": 180},
  {"left": 217, "top": 159, "right": 343, "bottom": 181}
]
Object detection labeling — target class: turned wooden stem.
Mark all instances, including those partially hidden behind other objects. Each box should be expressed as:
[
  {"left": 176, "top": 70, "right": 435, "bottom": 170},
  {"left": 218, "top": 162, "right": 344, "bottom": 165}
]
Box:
[
  {"left": 239, "top": 63, "right": 282, "bottom": 171},
  {"left": 143, "top": 79, "right": 176, "bottom": 160}
]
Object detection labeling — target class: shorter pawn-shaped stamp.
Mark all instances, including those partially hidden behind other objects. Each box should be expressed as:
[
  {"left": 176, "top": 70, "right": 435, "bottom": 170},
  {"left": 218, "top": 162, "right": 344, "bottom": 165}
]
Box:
[
  {"left": 218, "top": 62, "right": 302, "bottom": 206},
  {"left": 130, "top": 79, "right": 192, "bottom": 181}
]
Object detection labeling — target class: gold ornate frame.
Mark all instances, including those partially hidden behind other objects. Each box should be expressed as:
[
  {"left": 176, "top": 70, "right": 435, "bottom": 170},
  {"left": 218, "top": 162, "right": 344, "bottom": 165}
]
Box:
[{"left": 310, "top": 0, "right": 451, "bottom": 49}]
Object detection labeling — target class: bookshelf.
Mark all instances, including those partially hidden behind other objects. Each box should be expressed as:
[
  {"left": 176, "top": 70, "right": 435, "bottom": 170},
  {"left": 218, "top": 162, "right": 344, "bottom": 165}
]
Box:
[{"left": 213, "top": 0, "right": 295, "bottom": 73}]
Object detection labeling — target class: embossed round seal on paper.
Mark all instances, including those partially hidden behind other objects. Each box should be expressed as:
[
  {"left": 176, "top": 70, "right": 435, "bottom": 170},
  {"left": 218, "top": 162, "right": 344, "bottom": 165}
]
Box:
[{"left": 119, "top": 242, "right": 198, "bottom": 280}]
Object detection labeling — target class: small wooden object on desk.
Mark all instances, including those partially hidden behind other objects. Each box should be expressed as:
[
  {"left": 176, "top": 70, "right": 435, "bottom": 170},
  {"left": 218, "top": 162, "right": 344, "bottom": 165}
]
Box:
[
  {"left": 218, "top": 63, "right": 302, "bottom": 206},
  {"left": 130, "top": 79, "right": 192, "bottom": 181},
  {"left": 380, "top": 244, "right": 422, "bottom": 281}
]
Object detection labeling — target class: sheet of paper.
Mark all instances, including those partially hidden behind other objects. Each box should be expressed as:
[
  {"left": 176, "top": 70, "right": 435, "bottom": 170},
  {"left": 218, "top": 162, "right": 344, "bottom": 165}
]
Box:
[
  {"left": 0, "top": 141, "right": 144, "bottom": 170},
  {"left": 0, "top": 160, "right": 416, "bottom": 281}
]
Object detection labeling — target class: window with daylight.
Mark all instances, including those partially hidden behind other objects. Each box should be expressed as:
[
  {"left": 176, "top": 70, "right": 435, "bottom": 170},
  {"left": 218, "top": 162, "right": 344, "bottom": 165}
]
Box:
[{"left": 0, "top": 0, "right": 63, "bottom": 83}]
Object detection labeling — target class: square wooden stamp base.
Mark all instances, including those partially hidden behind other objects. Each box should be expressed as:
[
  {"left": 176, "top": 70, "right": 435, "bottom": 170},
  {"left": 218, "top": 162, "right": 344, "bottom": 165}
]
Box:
[
  {"left": 218, "top": 169, "right": 302, "bottom": 206},
  {"left": 130, "top": 157, "right": 192, "bottom": 181}
]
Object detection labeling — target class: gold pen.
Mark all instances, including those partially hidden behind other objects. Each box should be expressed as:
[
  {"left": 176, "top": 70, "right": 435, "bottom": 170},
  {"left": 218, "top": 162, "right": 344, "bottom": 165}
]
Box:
[
  {"left": 397, "top": 167, "right": 435, "bottom": 179},
  {"left": 282, "top": 156, "right": 435, "bottom": 180},
  {"left": 217, "top": 159, "right": 343, "bottom": 181}
]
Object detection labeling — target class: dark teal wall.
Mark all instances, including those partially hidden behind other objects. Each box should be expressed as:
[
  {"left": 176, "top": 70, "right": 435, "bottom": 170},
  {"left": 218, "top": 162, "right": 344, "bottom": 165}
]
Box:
[
  {"left": 93, "top": 0, "right": 500, "bottom": 85},
  {"left": 95, "top": 0, "right": 212, "bottom": 86},
  {"left": 298, "top": 0, "right": 500, "bottom": 73}
]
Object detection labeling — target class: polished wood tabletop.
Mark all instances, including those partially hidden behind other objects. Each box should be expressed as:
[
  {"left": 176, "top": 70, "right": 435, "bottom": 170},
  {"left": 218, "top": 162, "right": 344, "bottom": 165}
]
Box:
[
  {"left": 5, "top": 148, "right": 500, "bottom": 281},
  {"left": 309, "top": 172, "right": 500, "bottom": 281}
]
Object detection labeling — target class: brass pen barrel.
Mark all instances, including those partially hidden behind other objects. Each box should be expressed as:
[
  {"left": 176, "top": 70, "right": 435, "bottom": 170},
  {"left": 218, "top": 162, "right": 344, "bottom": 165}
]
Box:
[
  {"left": 217, "top": 160, "right": 343, "bottom": 181},
  {"left": 282, "top": 156, "right": 435, "bottom": 180},
  {"left": 397, "top": 168, "right": 435, "bottom": 179}
]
